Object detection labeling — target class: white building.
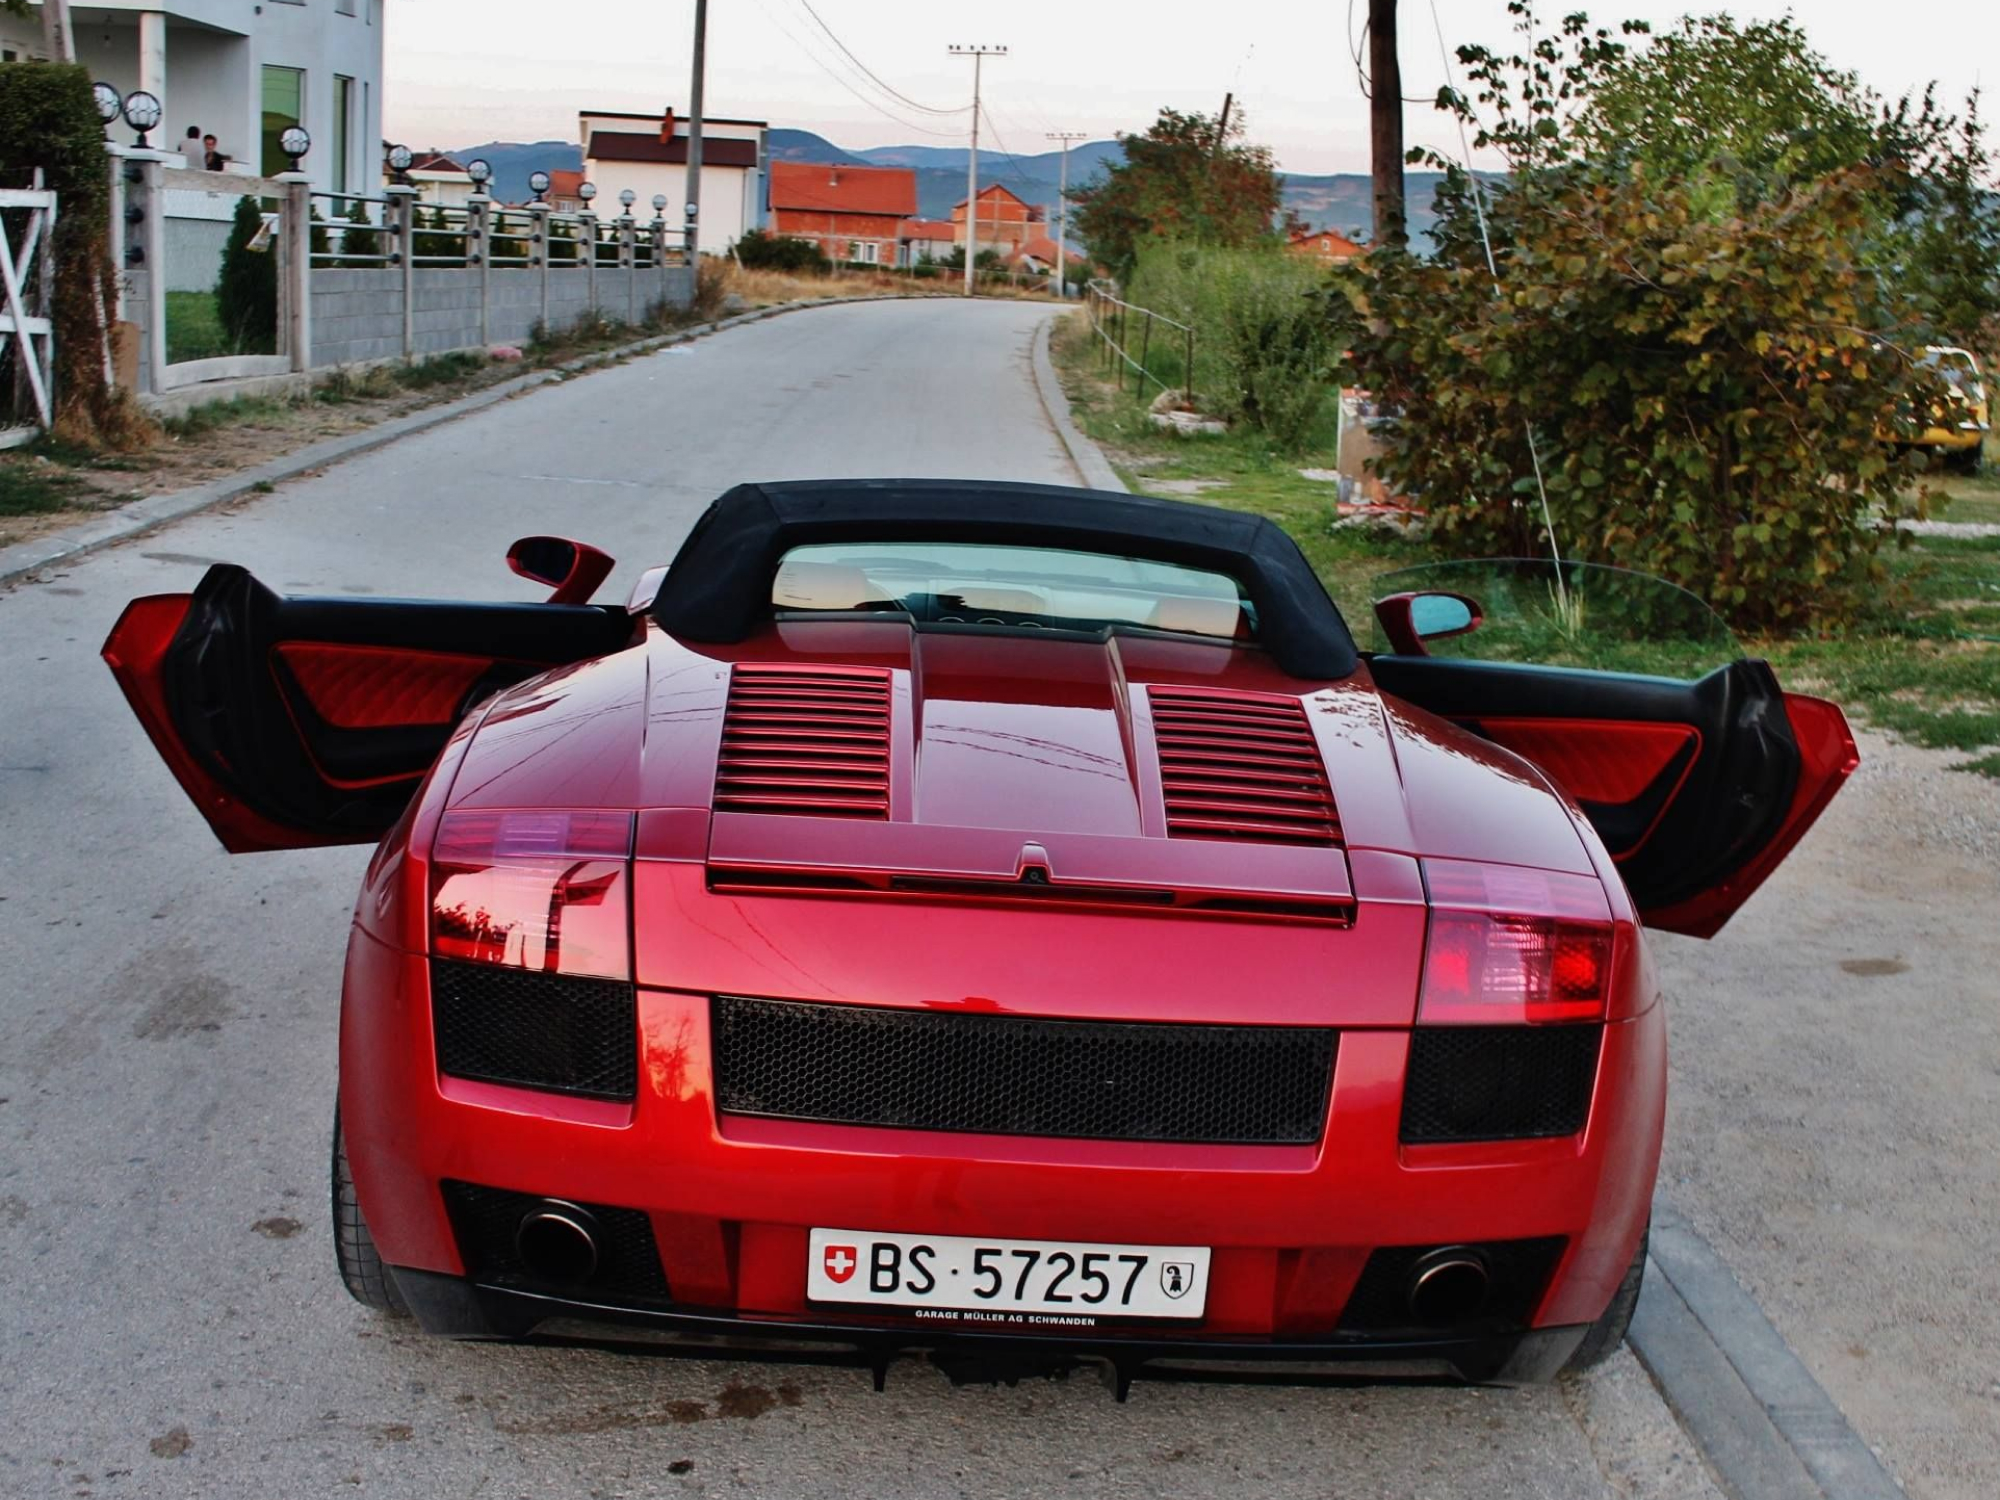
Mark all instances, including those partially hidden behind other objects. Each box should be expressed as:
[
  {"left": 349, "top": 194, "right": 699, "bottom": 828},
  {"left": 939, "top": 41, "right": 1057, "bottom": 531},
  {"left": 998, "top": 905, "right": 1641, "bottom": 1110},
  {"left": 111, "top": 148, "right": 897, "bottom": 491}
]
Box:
[
  {"left": 579, "top": 110, "right": 766, "bottom": 252},
  {"left": 6, "top": 0, "right": 384, "bottom": 198}
]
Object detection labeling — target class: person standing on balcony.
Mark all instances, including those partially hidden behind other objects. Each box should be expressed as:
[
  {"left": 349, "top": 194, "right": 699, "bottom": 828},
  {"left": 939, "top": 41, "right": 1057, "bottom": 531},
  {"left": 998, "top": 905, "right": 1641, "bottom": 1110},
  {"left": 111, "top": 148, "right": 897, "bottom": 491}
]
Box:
[
  {"left": 180, "top": 126, "right": 204, "bottom": 169},
  {"left": 203, "top": 134, "right": 225, "bottom": 171}
]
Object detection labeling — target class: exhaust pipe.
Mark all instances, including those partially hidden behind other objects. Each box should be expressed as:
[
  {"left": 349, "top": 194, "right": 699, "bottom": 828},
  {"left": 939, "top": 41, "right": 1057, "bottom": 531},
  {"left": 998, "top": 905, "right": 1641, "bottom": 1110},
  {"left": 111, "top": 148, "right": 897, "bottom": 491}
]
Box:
[
  {"left": 514, "top": 1200, "right": 600, "bottom": 1287},
  {"left": 1406, "top": 1247, "right": 1491, "bottom": 1327}
]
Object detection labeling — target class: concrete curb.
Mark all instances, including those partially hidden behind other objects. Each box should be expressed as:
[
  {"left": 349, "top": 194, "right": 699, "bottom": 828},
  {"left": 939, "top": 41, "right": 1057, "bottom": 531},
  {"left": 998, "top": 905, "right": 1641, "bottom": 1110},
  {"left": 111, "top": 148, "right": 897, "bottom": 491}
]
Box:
[
  {"left": 1629, "top": 1202, "right": 1904, "bottom": 1500},
  {"left": 0, "top": 292, "right": 974, "bottom": 589},
  {"left": 1031, "top": 317, "right": 1127, "bottom": 493}
]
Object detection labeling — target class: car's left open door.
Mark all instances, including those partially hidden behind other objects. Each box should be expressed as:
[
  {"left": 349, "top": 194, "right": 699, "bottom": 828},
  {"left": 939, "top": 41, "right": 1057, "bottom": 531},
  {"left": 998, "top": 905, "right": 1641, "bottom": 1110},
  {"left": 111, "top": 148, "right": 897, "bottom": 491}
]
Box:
[
  {"left": 1367, "top": 561, "right": 1858, "bottom": 937},
  {"left": 103, "top": 564, "right": 636, "bottom": 852}
]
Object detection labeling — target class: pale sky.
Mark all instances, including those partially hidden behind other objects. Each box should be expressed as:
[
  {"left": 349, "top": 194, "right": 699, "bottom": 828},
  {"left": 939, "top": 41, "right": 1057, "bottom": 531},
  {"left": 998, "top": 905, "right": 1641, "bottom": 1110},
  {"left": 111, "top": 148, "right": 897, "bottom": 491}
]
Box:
[{"left": 386, "top": 0, "right": 1997, "bottom": 173}]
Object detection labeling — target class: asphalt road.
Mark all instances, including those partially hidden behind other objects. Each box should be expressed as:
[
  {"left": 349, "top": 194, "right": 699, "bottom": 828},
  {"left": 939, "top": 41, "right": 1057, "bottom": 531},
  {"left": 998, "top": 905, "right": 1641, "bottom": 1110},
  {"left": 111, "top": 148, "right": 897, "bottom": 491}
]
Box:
[{"left": 0, "top": 299, "right": 1715, "bottom": 1498}]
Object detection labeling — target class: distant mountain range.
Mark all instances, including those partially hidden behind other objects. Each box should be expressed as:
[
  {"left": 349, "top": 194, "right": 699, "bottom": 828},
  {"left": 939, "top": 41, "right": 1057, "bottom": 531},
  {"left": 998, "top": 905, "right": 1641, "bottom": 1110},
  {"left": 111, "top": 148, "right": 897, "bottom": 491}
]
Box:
[{"left": 448, "top": 130, "right": 1450, "bottom": 243}]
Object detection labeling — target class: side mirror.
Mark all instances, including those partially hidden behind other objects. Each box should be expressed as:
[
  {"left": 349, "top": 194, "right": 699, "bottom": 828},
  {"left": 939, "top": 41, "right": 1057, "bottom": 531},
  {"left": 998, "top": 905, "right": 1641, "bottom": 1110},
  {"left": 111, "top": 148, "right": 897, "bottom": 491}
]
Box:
[
  {"left": 1373, "top": 590, "right": 1484, "bottom": 656},
  {"left": 507, "top": 536, "right": 616, "bottom": 605}
]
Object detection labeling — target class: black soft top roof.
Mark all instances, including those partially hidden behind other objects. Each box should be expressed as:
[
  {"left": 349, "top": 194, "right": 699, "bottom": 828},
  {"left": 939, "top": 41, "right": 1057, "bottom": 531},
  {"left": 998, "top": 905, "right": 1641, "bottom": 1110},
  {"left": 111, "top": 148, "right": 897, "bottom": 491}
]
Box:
[{"left": 654, "top": 479, "right": 1358, "bottom": 680}]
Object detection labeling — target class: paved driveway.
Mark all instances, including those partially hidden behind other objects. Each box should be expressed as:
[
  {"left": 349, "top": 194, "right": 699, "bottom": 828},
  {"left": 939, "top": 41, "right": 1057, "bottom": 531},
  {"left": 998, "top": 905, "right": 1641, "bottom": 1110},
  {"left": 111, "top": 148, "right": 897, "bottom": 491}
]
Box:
[{"left": 0, "top": 298, "right": 1710, "bottom": 1497}]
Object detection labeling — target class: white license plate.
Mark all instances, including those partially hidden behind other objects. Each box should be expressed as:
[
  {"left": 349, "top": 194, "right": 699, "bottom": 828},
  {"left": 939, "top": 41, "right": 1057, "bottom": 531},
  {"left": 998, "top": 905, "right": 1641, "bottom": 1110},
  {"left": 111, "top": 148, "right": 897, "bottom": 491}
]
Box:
[{"left": 807, "top": 1228, "right": 1210, "bottom": 1320}]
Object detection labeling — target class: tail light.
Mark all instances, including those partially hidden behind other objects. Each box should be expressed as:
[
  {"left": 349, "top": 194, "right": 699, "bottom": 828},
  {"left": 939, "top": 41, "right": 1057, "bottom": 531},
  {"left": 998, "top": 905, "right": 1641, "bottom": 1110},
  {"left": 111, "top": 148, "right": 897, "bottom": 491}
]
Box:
[
  {"left": 1418, "top": 859, "right": 1615, "bottom": 1025},
  {"left": 430, "top": 810, "right": 634, "bottom": 980}
]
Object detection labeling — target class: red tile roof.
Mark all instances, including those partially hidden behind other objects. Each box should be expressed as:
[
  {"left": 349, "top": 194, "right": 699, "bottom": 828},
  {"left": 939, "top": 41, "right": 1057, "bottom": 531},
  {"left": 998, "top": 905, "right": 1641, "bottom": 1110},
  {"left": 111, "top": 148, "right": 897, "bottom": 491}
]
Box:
[
  {"left": 548, "top": 169, "right": 584, "bottom": 198},
  {"left": 898, "top": 218, "right": 957, "bottom": 241},
  {"left": 769, "top": 161, "right": 917, "bottom": 218},
  {"left": 1017, "top": 235, "right": 1084, "bottom": 265},
  {"left": 409, "top": 151, "right": 468, "bottom": 175},
  {"left": 1286, "top": 226, "right": 1365, "bottom": 258}
]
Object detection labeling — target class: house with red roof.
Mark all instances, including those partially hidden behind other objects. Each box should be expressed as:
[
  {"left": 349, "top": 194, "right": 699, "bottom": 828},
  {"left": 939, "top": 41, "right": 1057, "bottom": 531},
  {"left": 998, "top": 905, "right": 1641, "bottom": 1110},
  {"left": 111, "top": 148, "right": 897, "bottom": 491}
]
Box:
[
  {"left": 770, "top": 161, "right": 918, "bottom": 267},
  {"left": 951, "top": 183, "right": 1042, "bottom": 253},
  {"left": 1010, "top": 234, "right": 1087, "bottom": 276},
  {"left": 546, "top": 169, "right": 586, "bottom": 213},
  {"left": 898, "top": 218, "right": 958, "bottom": 267},
  {"left": 1285, "top": 226, "right": 1365, "bottom": 265}
]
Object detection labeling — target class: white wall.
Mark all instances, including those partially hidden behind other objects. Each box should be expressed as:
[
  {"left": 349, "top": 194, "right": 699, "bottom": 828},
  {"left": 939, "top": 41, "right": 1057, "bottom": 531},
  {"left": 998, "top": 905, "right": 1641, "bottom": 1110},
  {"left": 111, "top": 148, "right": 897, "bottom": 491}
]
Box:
[{"left": 23, "top": 0, "right": 381, "bottom": 199}]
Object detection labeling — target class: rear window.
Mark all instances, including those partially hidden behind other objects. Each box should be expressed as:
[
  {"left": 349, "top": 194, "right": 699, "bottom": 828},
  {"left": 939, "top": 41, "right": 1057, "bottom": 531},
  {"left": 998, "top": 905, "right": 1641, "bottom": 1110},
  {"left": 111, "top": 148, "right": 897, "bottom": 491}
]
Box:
[{"left": 772, "top": 541, "right": 1254, "bottom": 641}]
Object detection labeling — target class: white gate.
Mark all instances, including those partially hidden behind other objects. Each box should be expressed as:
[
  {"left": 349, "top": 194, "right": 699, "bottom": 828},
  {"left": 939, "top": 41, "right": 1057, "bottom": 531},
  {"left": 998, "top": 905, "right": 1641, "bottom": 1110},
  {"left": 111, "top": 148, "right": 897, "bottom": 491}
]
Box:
[{"left": 0, "top": 184, "right": 57, "bottom": 448}]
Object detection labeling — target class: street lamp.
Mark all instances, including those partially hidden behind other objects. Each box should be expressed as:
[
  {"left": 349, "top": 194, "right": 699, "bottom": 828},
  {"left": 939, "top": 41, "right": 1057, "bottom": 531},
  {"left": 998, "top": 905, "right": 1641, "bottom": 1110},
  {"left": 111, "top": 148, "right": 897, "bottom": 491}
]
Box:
[
  {"left": 577, "top": 181, "right": 598, "bottom": 210},
  {"left": 385, "top": 143, "right": 414, "bottom": 188},
  {"left": 466, "top": 158, "right": 493, "bottom": 195},
  {"left": 92, "top": 82, "right": 122, "bottom": 138},
  {"left": 527, "top": 170, "right": 551, "bottom": 204},
  {"left": 279, "top": 126, "right": 311, "bottom": 171},
  {"left": 120, "top": 90, "right": 162, "bottom": 150},
  {"left": 617, "top": 187, "right": 637, "bottom": 219}
]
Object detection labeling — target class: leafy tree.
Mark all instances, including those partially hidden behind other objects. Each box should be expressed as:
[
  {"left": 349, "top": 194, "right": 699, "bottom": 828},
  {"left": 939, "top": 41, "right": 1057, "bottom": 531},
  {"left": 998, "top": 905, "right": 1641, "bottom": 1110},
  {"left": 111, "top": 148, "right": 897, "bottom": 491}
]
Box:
[
  {"left": 1070, "top": 108, "right": 1281, "bottom": 279},
  {"left": 215, "top": 195, "right": 276, "bottom": 353},
  {"left": 1330, "top": 2, "right": 1940, "bottom": 631},
  {"left": 733, "top": 227, "right": 828, "bottom": 274}
]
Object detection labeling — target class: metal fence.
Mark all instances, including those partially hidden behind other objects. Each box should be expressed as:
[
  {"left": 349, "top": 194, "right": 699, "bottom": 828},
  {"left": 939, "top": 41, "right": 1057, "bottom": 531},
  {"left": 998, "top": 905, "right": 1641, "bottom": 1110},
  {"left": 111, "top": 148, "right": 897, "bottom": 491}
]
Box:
[
  {"left": 305, "top": 195, "right": 688, "bottom": 274},
  {"left": 1084, "top": 279, "right": 1195, "bottom": 406}
]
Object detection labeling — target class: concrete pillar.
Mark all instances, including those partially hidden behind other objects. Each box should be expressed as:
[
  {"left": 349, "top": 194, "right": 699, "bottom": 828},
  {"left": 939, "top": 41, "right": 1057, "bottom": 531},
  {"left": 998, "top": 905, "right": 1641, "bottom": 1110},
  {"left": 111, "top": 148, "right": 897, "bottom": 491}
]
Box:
[
  {"left": 278, "top": 173, "right": 312, "bottom": 371},
  {"left": 467, "top": 194, "right": 491, "bottom": 347},
  {"left": 619, "top": 218, "right": 636, "bottom": 324},
  {"left": 138, "top": 11, "right": 166, "bottom": 111},
  {"left": 139, "top": 155, "right": 167, "bottom": 394},
  {"left": 384, "top": 184, "right": 417, "bottom": 360},
  {"left": 104, "top": 144, "right": 128, "bottom": 323},
  {"left": 527, "top": 204, "right": 551, "bottom": 333},
  {"left": 580, "top": 212, "right": 598, "bottom": 317}
]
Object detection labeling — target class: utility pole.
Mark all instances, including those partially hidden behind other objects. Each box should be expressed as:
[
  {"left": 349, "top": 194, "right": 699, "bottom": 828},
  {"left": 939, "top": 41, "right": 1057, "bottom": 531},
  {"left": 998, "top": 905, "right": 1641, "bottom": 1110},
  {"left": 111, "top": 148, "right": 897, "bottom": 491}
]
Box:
[
  {"left": 684, "top": 0, "right": 708, "bottom": 260},
  {"left": 948, "top": 45, "right": 1005, "bottom": 297},
  {"left": 1045, "top": 131, "right": 1086, "bottom": 297},
  {"left": 1215, "top": 92, "right": 1233, "bottom": 150},
  {"left": 1367, "top": 0, "right": 1405, "bottom": 246}
]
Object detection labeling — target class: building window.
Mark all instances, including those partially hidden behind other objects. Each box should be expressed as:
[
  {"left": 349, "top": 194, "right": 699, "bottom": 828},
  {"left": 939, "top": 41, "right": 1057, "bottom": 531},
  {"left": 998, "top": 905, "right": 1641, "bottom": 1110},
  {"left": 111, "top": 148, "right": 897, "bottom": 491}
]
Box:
[
  {"left": 853, "top": 240, "right": 877, "bottom": 264},
  {"left": 332, "top": 75, "right": 353, "bottom": 195},
  {"left": 260, "top": 66, "right": 305, "bottom": 177}
]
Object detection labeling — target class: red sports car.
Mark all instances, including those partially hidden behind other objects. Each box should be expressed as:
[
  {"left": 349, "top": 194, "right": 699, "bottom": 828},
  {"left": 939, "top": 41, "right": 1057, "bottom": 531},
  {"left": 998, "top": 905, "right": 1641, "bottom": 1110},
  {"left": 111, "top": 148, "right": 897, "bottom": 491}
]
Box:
[{"left": 101, "top": 481, "right": 1855, "bottom": 1392}]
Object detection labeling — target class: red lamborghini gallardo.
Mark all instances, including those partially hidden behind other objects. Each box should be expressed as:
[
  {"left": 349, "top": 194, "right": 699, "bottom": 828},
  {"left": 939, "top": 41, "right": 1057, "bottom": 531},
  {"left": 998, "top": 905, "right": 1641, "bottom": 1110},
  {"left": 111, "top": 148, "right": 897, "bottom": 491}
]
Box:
[{"left": 101, "top": 481, "right": 1856, "bottom": 1390}]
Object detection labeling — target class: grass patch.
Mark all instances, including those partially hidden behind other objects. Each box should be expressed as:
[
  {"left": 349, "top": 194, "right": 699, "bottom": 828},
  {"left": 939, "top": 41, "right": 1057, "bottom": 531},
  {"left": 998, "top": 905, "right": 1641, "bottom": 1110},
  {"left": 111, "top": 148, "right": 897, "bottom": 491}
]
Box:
[
  {"left": 1051, "top": 311, "right": 2000, "bottom": 774},
  {"left": 164, "top": 289, "right": 275, "bottom": 363},
  {"left": 0, "top": 458, "right": 97, "bottom": 516},
  {"left": 159, "top": 392, "right": 297, "bottom": 439}
]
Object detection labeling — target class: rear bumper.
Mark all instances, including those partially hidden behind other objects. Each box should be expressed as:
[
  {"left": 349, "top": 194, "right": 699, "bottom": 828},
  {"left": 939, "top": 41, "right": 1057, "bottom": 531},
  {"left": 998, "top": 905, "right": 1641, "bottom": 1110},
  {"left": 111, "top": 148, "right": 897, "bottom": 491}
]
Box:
[
  {"left": 340, "top": 927, "right": 1664, "bottom": 1354},
  {"left": 388, "top": 1266, "right": 1590, "bottom": 1387}
]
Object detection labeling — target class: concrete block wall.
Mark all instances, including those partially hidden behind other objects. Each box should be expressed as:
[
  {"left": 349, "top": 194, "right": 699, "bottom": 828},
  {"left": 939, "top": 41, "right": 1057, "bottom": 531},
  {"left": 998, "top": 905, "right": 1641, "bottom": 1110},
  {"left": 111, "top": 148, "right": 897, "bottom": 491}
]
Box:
[
  {"left": 310, "top": 269, "right": 406, "bottom": 366},
  {"left": 305, "top": 262, "right": 697, "bottom": 369}
]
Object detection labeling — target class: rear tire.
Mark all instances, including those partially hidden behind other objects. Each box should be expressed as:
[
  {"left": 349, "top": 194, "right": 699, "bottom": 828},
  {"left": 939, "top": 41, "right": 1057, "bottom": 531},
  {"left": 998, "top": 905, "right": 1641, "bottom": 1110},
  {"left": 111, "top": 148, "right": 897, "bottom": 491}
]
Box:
[
  {"left": 1564, "top": 1222, "right": 1647, "bottom": 1373},
  {"left": 332, "top": 1106, "right": 408, "bottom": 1316}
]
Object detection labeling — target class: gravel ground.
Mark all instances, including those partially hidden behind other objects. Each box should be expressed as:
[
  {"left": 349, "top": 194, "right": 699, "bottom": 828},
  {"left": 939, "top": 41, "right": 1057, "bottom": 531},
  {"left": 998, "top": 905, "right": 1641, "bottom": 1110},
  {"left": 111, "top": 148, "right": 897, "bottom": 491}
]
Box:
[{"left": 1653, "top": 727, "right": 2000, "bottom": 1500}]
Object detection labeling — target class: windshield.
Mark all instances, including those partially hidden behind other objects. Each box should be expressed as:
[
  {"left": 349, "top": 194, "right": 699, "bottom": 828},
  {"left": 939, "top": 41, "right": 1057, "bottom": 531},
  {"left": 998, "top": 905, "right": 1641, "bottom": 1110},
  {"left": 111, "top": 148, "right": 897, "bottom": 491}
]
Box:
[{"left": 773, "top": 541, "right": 1255, "bottom": 641}]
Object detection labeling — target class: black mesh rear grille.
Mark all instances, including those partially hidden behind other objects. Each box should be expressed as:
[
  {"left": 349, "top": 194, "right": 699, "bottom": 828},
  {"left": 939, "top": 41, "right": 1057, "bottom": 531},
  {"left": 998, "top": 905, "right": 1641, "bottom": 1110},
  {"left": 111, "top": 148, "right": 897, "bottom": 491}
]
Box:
[
  {"left": 714, "top": 996, "right": 1336, "bottom": 1145},
  {"left": 430, "top": 960, "right": 637, "bottom": 1100},
  {"left": 1337, "top": 1237, "right": 1568, "bottom": 1334},
  {"left": 1400, "top": 1026, "right": 1602, "bottom": 1143},
  {"left": 441, "top": 1180, "right": 670, "bottom": 1302}
]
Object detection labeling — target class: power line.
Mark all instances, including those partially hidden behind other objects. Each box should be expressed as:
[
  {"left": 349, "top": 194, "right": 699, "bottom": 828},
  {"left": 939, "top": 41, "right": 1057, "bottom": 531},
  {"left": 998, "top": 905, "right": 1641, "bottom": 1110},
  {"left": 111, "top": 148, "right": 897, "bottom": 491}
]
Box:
[
  {"left": 788, "top": 0, "right": 967, "bottom": 116},
  {"left": 753, "top": 0, "right": 967, "bottom": 138}
]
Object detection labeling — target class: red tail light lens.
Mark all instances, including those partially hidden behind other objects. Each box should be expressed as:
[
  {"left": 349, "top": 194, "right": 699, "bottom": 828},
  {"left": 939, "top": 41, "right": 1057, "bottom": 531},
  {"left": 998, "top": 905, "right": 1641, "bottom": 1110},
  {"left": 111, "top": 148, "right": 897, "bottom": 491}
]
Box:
[
  {"left": 1419, "top": 859, "right": 1615, "bottom": 1025},
  {"left": 430, "top": 810, "right": 633, "bottom": 980}
]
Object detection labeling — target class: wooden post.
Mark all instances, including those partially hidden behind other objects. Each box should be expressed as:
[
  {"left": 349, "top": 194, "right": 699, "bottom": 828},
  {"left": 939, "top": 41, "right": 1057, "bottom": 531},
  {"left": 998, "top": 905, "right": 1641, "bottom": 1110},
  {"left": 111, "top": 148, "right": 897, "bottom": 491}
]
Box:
[{"left": 1368, "top": 0, "right": 1406, "bottom": 247}]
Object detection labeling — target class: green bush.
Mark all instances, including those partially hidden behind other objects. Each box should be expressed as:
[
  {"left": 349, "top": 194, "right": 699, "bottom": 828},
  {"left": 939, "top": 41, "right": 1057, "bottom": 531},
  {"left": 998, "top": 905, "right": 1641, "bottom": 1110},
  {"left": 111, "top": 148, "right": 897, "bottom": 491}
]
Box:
[
  {"left": 0, "top": 63, "right": 136, "bottom": 444},
  {"left": 214, "top": 195, "right": 276, "bottom": 354},
  {"left": 1127, "top": 242, "right": 1336, "bottom": 449},
  {"left": 734, "top": 228, "right": 828, "bottom": 274},
  {"left": 1327, "top": 7, "right": 1942, "bottom": 632}
]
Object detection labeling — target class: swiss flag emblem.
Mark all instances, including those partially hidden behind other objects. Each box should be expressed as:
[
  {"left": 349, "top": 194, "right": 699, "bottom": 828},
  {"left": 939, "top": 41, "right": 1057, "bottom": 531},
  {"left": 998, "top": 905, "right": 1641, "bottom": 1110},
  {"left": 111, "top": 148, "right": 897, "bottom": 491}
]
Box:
[{"left": 823, "top": 1244, "right": 858, "bottom": 1284}]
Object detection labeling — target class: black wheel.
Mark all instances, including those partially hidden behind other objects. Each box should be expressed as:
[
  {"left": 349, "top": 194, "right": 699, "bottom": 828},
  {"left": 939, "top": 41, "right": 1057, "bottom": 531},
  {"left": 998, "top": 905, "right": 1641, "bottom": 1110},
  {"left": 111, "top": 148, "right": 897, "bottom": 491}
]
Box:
[
  {"left": 332, "top": 1106, "right": 408, "bottom": 1316},
  {"left": 1564, "top": 1221, "right": 1647, "bottom": 1373},
  {"left": 1944, "top": 443, "right": 1983, "bottom": 474}
]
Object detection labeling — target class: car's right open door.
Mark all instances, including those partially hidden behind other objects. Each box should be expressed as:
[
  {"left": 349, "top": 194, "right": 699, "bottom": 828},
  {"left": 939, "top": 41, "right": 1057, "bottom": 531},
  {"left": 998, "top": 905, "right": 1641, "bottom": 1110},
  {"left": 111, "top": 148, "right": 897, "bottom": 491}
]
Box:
[{"left": 1367, "top": 560, "right": 1857, "bottom": 937}]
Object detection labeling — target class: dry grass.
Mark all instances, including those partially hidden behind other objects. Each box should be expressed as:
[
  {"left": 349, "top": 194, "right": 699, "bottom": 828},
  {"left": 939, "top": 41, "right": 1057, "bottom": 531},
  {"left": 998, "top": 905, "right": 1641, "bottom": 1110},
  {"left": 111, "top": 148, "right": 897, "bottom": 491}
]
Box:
[{"left": 710, "top": 260, "right": 1059, "bottom": 309}]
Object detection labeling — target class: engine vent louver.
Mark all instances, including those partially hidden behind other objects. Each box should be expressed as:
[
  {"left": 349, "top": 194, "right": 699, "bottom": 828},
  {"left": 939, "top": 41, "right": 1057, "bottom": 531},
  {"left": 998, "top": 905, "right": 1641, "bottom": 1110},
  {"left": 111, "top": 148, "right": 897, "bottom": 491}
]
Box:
[
  {"left": 714, "top": 663, "right": 893, "bottom": 819},
  {"left": 1149, "top": 685, "right": 1341, "bottom": 846}
]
